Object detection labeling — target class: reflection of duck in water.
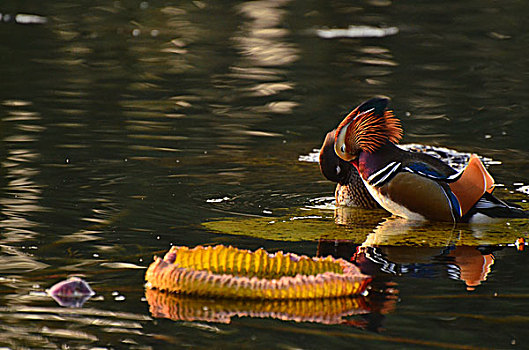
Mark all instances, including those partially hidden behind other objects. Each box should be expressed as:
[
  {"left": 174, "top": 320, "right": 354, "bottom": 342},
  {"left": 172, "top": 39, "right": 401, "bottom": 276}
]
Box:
[
  {"left": 321, "top": 97, "right": 528, "bottom": 222},
  {"left": 445, "top": 246, "right": 495, "bottom": 291},
  {"left": 362, "top": 218, "right": 495, "bottom": 291},
  {"left": 354, "top": 244, "right": 494, "bottom": 291},
  {"left": 318, "top": 218, "right": 496, "bottom": 291}
]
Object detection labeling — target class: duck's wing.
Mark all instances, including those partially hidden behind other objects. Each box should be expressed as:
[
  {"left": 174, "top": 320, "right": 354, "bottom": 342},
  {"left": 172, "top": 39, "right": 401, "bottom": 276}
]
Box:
[
  {"left": 402, "top": 154, "right": 495, "bottom": 217},
  {"left": 368, "top": 153, "right": 496, "bottom": 220},
  {"left": 362, "top": 155, "right": 460, "bottom": 221},
  {"left": 376, "top": 171, "right": 461, "bottom": 221}
]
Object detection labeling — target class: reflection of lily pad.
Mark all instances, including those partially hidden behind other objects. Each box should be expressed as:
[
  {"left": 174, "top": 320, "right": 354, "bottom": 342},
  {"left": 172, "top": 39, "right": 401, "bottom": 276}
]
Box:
[
  {"left": 204, "top": 207, "right": 529, "bottom": 247},
  {"left": 145, "top": 288, "right": 369, "bottom": 324}
]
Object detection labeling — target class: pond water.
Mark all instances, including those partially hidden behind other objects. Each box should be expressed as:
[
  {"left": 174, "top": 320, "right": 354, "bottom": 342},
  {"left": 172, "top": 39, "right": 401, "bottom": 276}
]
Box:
[{"left": 1, "top": 0, "right": 529, "bottom": 348}]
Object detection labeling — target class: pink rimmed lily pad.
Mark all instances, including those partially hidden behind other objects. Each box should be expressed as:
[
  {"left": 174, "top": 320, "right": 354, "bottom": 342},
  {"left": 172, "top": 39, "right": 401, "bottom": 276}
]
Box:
[{"left": 47, "top": 277, "right": 95, "bottom": 307}]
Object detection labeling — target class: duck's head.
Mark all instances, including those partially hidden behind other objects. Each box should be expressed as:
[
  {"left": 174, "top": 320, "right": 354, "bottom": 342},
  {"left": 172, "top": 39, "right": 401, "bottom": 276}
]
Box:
[
  {"left": 334, "top": 97, "right": 403, "bottom": 162},
  {"left": 319, "top": 129, "right": 352, "bottom": 184}
]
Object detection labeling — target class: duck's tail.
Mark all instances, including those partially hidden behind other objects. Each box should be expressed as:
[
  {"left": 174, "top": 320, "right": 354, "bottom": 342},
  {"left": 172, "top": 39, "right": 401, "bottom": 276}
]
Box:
[{"left": 461, "top": 192, "right": 529, "bottom": 222}]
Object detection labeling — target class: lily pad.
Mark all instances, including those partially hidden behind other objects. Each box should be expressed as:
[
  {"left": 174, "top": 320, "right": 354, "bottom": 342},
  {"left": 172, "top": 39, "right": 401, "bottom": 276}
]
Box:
[
  {"left": 203, "top": 206, "right": 529, "bottom": 247},
  {"left": 203, "top": 207, "right": 387, "bottom": 242}
]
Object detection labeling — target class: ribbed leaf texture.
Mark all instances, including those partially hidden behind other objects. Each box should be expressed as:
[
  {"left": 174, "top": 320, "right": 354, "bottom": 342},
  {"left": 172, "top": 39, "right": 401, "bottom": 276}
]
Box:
[{"left": 145, "top": 245, "right": 371, "bottom": 299}]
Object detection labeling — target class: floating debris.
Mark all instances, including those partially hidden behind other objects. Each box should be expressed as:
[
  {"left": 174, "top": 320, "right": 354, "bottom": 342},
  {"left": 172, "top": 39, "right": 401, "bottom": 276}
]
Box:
[
  {"left": 15, "top": 13, "right": 48, "bottom": 24},
  {"left": 1, "top": 13, "right": 47, "bottom": 24},
  {"left": 316, "top": 25, "right": 398, "bottom": 39},
  {"left": 47, "top": 277, "right": 95, "bottom": 307},
  {"left": 145, "top": 245, "right": 371, "bottom": 299},
  {"left": 206, "top": 196, "right": 230, "bottom": 203}
]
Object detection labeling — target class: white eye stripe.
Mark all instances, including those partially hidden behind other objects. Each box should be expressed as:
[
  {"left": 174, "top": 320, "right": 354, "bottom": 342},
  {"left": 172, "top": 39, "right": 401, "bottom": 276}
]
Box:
[
  {"left": 336, "top": 165, "right": 341, "bottom": 175},
  {"left": 341, "top": 145, "right": 345, "bottom": 153},
  {"left": 352, "top": 108, "right": 374, "bottom": 121}
]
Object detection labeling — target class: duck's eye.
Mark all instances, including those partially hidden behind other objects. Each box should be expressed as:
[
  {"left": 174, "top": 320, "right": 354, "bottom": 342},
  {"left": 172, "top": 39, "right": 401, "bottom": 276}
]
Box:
[{"left": 340, "top": 145, "right": 346, "bottom": 153}]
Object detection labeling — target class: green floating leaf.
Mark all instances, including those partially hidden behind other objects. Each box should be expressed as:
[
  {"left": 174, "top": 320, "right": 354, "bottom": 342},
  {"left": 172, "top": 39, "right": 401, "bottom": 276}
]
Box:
[
  {"left": 203, "top": 207, "right": 387, "bottom": 242},
  {"left": 204, "top": 206, "right": 529, "bottom": 247}
]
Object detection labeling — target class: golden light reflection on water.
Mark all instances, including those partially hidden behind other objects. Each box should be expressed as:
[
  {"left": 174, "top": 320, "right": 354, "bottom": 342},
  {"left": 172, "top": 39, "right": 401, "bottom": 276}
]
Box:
[
  {"left": 0, "top": 103, "right": 51, "bottom": 325},
  {"left": 247, "top": 81, "right": 295, "bottom": 97},
  {"left": 1, "top": 105, "right": 46, "bottom": 247},
  {"left": 70, "top": 0, "right": 305, "bottom": 179},
  {"left": 231, "top": 0, "right": 299, "bottom": 111},
  {"left": 0, "top": 305, "right": 151, "bottom": 347}
]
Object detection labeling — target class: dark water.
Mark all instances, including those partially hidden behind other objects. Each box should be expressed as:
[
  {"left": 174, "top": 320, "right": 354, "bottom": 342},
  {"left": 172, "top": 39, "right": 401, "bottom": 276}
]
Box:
[{"left": 1, "top": 0, "right": 529, "bottom": 348}]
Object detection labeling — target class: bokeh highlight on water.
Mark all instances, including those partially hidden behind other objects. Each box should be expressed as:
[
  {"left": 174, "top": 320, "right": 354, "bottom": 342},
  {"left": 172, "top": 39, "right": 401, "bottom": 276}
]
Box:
[{"left": 1, "top": 0, "right": 529, "bottom": 348}]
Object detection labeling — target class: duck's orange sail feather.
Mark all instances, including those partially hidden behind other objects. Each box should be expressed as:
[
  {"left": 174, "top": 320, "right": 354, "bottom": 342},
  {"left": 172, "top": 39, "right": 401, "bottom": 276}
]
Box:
[{"left": 449, "top": 154, "right": 495, "bottom": 216}]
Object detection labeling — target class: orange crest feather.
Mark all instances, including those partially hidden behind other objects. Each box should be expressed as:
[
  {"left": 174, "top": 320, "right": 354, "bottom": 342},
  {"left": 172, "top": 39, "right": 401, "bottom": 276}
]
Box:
[{"left": 337, "top": 108, "right": 403, "bottom": 153}]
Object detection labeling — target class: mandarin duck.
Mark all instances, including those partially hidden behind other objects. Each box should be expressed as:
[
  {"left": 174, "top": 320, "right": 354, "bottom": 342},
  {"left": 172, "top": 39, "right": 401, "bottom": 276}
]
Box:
[{"left": 329, "top": 97, "right": 528, "bottom": 222}]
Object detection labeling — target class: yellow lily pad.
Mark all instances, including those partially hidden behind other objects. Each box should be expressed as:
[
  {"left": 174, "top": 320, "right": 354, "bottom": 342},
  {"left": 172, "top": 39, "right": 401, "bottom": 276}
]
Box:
[{"left": 145, "top": 245, "right": 371, "bottom": 299}]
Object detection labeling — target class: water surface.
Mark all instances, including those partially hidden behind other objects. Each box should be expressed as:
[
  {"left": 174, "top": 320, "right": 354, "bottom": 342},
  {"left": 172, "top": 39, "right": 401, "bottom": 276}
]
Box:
[{"left": 1, "top": 0, "right": 529, "bottom": 348}]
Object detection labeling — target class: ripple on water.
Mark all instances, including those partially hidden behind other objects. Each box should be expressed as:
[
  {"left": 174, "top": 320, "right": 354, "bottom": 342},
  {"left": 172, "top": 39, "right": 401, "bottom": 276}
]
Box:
[{"left": 0, "top": 305, "right": 151, "bottom": 347}]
